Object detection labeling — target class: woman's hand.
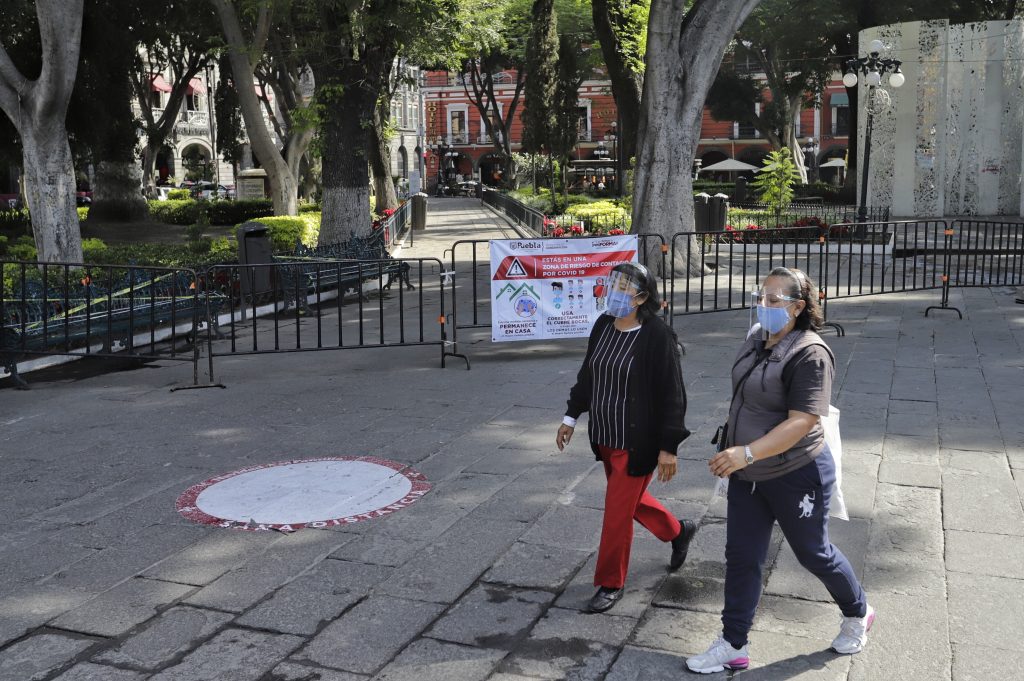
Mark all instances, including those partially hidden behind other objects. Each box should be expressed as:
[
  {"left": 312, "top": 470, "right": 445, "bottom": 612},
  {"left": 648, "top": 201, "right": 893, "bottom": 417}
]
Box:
[
  {"left": 556, "top": 424, "right": 574, "bottom": 451},
  {"left": 709, "top": 446, "right": 749, "bottom": 478},
  {"left": 657, "top": 451, "right": 677, "bottom": 482}
]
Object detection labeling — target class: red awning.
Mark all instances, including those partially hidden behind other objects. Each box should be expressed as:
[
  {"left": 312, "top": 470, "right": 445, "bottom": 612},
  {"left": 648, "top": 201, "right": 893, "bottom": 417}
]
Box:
[
  {"left": 187, "top": 77, "right": 207, "bottom": 95},
  {"left": 150, "top": 75, "right": 172, "bottom": 93}
]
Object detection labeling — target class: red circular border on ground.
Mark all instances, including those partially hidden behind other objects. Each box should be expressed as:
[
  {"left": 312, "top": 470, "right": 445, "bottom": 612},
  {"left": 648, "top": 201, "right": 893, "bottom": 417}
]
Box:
[{"left": 175, "top": 456, "right": 431, "bottom": 532}]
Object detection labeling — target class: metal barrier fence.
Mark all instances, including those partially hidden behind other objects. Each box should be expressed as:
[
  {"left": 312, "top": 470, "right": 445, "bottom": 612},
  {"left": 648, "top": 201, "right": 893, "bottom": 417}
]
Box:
[
  {"left": 1, "top": 261, "right": 203, "bottom": 387},
  {"left": 668, "top": 221, "right": 952, "bottom": 334},
  {"left": 380, "top": 200, "right": 412, "bottom": 248},
  {"left": 203, "top": 257, "right": 468, "bottom": 382},
  {"left": 729, "top": 202, "right": 890, "bottom": 227},
  {"left": 481, "top": 188, "right": 546, "bottom": 234}
]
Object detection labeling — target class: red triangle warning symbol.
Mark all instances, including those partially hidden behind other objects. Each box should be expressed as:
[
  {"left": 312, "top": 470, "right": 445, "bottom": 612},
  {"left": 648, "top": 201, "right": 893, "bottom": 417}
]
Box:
[{"left": 506, "top": 257, "right": 528, "bottom": 277}]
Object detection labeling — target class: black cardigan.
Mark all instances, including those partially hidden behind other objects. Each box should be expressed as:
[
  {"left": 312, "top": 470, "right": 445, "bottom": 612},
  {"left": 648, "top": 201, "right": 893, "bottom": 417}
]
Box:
[{"left": 565, "top": 314, "right": 690, "bottom": 476}]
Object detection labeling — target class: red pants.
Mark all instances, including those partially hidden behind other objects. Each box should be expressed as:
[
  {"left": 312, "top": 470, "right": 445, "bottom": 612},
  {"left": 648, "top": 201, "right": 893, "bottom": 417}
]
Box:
[{"left": 595, "top": 446, "right": 682, "bottom": 589}]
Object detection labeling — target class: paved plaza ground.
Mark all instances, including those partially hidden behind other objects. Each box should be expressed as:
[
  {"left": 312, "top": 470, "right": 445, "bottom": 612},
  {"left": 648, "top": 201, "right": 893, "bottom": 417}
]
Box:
[{"left": 1, "top": 198, "right": 1023, "bottom": 680}]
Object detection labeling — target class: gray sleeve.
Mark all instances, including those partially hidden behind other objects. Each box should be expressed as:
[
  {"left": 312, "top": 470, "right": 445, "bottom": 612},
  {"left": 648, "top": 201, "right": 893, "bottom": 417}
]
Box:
[{"left": 783, "top": 346, "right": 833, "bottom": 417}]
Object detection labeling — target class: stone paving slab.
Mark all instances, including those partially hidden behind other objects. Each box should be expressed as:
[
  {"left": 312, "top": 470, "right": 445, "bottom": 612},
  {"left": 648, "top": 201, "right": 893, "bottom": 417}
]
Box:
[
  {"left": 371, "top": 638, "right": 505, "bottom": 681},
  {"left": 147, "top": 628, "right": 304, "bottom": 681},
  {"left": 50, "top": 578, "right": 194, "bottom": 638},
  {"left": 294, "top": 596, "right": 446, "bottom": 675},
  {"left": 52, "top": 663, "right": 146, "bottom": 681},
  {"left": 92, "top": 606, "right": 233, "bottom": 670},
  {"left": 0, "top": 633, "right": 96, "bottom": 681},
  {"left": 425, "top": 584, "right": 551, "bottom": 649}
]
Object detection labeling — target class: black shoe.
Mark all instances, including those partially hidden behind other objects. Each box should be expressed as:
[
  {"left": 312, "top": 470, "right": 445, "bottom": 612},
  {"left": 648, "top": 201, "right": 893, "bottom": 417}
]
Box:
[
  {"left": 669, "top": 519, "right": 698, "bottom": 571},
  {"left": 587, "top": 587, "right": 623, "bottom": 613}
]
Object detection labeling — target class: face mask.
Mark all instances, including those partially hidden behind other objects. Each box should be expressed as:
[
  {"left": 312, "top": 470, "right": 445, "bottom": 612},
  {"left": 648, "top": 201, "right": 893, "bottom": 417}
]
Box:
[
  {"left": 756, "top": 304, "right": 792, "bottom": 334},
  {"left": 606, "top": 290, "right": 638, "bottom": 318}
]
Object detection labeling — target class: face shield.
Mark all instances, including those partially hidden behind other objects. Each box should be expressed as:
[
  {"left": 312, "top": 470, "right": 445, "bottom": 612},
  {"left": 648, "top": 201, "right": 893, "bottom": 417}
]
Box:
[
  {"left": 749, "top": 285, "right": 800, "bottom": 338},
  {"left": 605, "top": 264, "right": 648, "bottom": 318}
]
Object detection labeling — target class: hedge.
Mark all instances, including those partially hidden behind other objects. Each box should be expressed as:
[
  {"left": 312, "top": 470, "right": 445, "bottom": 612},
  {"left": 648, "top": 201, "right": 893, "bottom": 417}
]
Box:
[
  {"left": 167, "top": 189, "right": 191, "bottom": 200},
  {"left": 563, "top": 200, "right": 629, "bottom": 226},
  {"left": 146, "top": 199, "right": 274, "bottom": 226},
  {"left": 148, "top": 200, "right": 204, "bottom": 225},
  {"left": 246, "top": 213, "right": 321, "bottom": 252}
]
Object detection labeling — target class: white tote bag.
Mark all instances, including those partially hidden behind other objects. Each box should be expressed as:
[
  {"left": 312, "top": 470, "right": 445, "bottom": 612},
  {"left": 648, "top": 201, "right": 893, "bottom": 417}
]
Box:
[
  {"left": 712, "top": 405, "right": 849, "bottom": 521},
  {"left": 820, "top": 405, "right": 849, "bottom": 521}
]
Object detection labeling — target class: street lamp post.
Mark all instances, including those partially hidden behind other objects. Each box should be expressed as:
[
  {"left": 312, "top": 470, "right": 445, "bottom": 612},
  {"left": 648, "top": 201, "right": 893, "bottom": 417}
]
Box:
[
  {"left": 843, "top": 39, "right": 904, "bottom": 223},
  {"left": 607, "top": 121, "right": 619, "bottom": 196},
  {"left": 802, "top": 137, "right": 819, "bottom": 184}
]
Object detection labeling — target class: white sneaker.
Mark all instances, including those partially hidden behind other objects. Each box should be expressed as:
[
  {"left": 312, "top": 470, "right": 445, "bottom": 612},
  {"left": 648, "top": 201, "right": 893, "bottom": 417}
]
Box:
[
  {"left": 831, "top": 604, "right": 875, "bottom": 654},
  {"left": 685, "top": 635, "right": 750, "bottom": 674}
]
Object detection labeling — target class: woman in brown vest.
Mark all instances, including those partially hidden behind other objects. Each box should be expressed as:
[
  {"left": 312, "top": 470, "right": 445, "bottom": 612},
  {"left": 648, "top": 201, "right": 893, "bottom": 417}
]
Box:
[{"left": 686, "top": 267, "right": 872, "bottom": 675}]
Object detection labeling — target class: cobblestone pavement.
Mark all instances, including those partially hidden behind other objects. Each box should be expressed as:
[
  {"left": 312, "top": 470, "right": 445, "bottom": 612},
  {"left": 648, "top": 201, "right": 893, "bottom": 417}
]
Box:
[{"left": 1, "top": 198, "right": 1022, "bottom": 680}]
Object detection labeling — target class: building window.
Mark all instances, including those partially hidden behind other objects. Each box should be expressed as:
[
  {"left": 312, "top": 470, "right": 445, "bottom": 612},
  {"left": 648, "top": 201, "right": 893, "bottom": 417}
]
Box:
[
  {"left": 830, "top": 92, "right": 850, "bottom": 136},
  {"left": 576, "top": 106, "right": 590, "bottom": 141},
  {"left": 448, "top": 106, "right": 468, "bottom": 144}
]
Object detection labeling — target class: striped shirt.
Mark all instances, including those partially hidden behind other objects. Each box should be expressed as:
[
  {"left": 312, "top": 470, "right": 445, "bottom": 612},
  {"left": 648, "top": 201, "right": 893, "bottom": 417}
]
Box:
[{"left": 589, "top": 322, "right": 642, "bottom": 449}]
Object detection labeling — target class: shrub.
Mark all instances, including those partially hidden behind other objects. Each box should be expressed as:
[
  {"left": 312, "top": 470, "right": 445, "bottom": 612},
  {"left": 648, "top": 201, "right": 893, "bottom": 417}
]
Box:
[
  {"left": 0, "top": 235, "right": 7, "bottom": 254},
  {"left": 167, "top": 189, "right": 191, "bottom": 200},
  {"left": 207, "top": 199, "right": 273, "bottom": 225},
  {"left": 81, "top": 238, "right": 108, "bottom": 262},
  {"left": 0, "top": 209, "right": 31, "bottom": 233},
  {"left": 298, "top": 202, "right": 321, "bottom": 213},
  {"left": 563, "top": 200, "right": 630, "bottom": 233},
  {"left": 247, "top": 213, "right": 320, "bottom": 252},
  {"left": 148, "top": 200, "right": 203, "bottom": 225},
  {"left": 752, "top": 149, "right": 800, "bottom": 216},
  {"left": 77, "top": 206, "right": 90, "bottom": 221},
  {"left": 6, "top": 235, "right": 37, "bottom": 261}
]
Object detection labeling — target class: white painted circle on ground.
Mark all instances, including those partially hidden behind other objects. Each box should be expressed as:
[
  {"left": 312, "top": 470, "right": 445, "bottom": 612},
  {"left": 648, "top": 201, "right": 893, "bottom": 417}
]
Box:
[{"left": 176, "top": 457, "right": 430, "bottom": 531}]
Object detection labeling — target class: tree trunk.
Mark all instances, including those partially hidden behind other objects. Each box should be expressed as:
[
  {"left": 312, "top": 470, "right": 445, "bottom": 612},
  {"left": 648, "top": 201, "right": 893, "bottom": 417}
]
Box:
[
  {"left": 89, "top": 161, "right": 149, "bottom": 221},
  {"left": 591, "top": 0, "right": 643, "bottom": 169},
  {"left": 0, "top": 0, "right": 85, "bottom": 262},
  {"left": 632, "top": 0, "right": 761, "bottom": 275},
  {"left": 21, "top": 127, "right": 82, "bottom": 262},
  {"left": 210, "top": 0, "right": 298, "bottom": 216},
  {"left": 141, "top": 142, "right": 159, "bottom": 194},
  {"left": 370, "top": 98, "right": 399, "bottom": 212},
  {"left": 313, "top": 56, "right": 381, "bottom": 245}
]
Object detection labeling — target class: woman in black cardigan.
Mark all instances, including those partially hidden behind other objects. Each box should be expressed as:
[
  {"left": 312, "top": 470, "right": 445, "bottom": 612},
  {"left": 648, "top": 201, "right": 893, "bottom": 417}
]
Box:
[{"left": 556, "top": 262, "right": 697, "bottom": 613}]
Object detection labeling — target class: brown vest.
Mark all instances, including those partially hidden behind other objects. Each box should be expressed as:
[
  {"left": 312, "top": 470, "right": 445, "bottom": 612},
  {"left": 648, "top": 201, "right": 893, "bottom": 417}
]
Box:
[{"left": 727, "top": 328, "right": 834, "bottom": 482}]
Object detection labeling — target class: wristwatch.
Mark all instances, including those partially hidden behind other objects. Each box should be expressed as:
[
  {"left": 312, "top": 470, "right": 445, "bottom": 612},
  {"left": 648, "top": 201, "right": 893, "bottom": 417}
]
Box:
[{"left": 743, "top": 446, "right": 754, "bottom": 465}]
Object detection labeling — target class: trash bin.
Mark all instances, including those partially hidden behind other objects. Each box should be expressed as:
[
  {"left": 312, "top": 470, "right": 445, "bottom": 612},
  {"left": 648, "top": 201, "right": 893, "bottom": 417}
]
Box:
[
  {"left": 708, "top": 193, "right": 730, "bottom": 232},
  {"left": 693, "top": 193, "right": 711, "bottom": 232},
  {"left": 411, "top": 193, "right": 428, "bottom": 231},
  {"left": 236, "top": 222, "right": 273, "bottom": 297},
  {"left": 733, "top": 176, "right": 749, "bottom": 203}
]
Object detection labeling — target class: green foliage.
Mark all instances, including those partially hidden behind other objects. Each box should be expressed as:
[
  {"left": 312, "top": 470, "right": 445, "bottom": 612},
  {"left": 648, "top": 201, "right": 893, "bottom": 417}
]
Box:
[
  {"left": 0, "top": 209, "right": 31, "bottom": 234},
  {"left": 298, "top": 202, "right": 322, "bottom": 213},
  {"left": 148, "top": 200, "right": 204, "bottom": 225},
  {"left": 247, "top": 214, "right": 321, "bottom": 252},
  {"left": 182, "top": 146, "right": 213, "bottom": 182},
  {"left": 77, "top": 206, "right": 90, "bottom": 221},
  {"left": 81, "top": 238, "right": 109, "bottom": 262},
  {"left": 167, "top": 189, "right": 191, "bottom": 200},
  {"left": 752, "top": 149, "right": 801, "bottom": 214},
  {"left": 0, "top": 235, "right": 6, "bottom": 254},
  {"left": 522, "top": 0, "right": 559, "bottom": 155},
  {"left": 214, "top": 53, "right": 246, "bottom": 166},
  {"left": 6, "top": 235, "right": 37, "bottom": 261},
  {"left": 563, "top": 200, "right": 629, "bottom": 224},
  {"left": 692, "top": 181, "right": 735, "bottom": 196}
]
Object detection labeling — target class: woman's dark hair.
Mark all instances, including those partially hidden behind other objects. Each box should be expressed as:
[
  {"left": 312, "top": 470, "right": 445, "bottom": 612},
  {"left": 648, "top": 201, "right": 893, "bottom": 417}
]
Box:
[
  {"left": 768, "top": 267, "right": 824, "bottom": 330},
  {"left": 612, "top": 262, "right": 662, "bottom": 321}
]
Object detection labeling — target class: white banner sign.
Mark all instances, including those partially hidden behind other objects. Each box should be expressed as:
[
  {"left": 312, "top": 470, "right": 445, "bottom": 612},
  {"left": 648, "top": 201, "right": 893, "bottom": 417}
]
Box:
[{"left": 489, "top": 235, "right": 639, "bottom": 342}]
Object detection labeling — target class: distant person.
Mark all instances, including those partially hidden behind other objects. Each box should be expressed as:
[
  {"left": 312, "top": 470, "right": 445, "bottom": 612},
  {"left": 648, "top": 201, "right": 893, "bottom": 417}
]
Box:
[
  {"left": 686, "top": 267, "right": 872, "bottom": 674},
  {"left": 556, "top": 263, "right": 696, "bottom": 614}
]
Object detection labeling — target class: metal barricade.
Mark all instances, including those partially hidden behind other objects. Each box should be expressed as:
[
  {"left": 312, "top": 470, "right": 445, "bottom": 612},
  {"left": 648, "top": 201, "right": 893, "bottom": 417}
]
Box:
[
  {"left": 204, "top": 257, "right": 468, "bottom": 382},
  {"left": 1, "top": 261, "right": 203, "bottom": 388}
]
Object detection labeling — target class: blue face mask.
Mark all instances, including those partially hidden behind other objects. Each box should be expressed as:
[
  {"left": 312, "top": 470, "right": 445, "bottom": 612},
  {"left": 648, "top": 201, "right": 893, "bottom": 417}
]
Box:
[
  {"left": 756, "top": 304, "right": 792, "bottom": 334},
  {"left": 606, "top": 290, "right": 639, "bottom": 318}
]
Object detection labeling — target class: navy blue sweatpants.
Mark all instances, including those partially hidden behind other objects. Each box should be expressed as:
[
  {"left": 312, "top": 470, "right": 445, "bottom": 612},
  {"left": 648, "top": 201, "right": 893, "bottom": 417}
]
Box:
[{"left": 722, "top": 449, "right": 867, "bottom": 648}]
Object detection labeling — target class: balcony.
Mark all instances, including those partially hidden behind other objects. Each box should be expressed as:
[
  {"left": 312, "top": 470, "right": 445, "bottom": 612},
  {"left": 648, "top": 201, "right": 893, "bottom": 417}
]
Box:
[
  {"left": 445, "top": 133, "right": 470, "bottom": 145},
  {"left": 477, "top": 133, "right": 504, "bottom": 145},
  {"left": 578, "top": 130, "right": 592, "bottom": 142}
]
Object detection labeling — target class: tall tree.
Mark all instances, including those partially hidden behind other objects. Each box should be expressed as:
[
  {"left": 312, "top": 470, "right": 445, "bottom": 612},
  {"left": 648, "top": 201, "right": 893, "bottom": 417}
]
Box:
[
  {"left": 631, "top": 0, "right": 762, "bottom": 273},
  {"left": 552, "top": 33, "right": 586, "bottom": 205},
  {"left": 0, "top": 0, "right": 85, "bottom": 262},
  {"left": 706, "top": 0, "right": 844, "bottom": 184},
  {"left": 210, "top": 0, "right": 300, "bottom": 216},
  {"left": 299, "top": 0, "right": 456, "bottom": 244},
  {"left": 458, "top": 0, "right": 532, "bottom": 188},
  {"left": 591, "top": 0, "right": 648, "bottom": 172},
  {"left": 522, "top": 0, "right": 559, "bottom": 200}
]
